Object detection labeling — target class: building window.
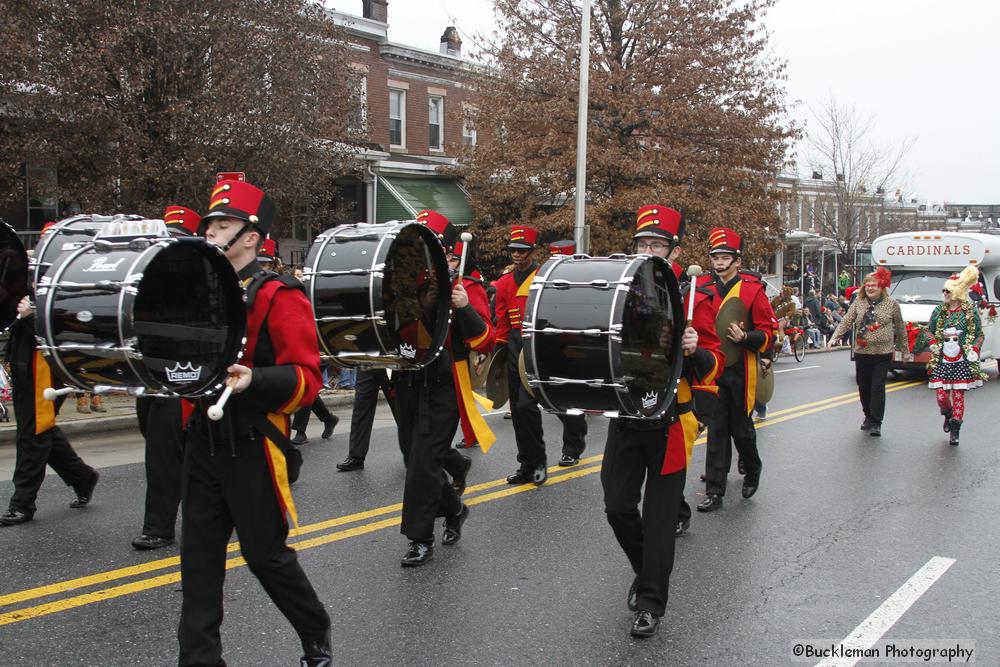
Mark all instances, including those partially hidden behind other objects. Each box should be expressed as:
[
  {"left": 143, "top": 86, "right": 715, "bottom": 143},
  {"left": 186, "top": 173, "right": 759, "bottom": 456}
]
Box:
[
  {"left": 389, "top": 88, "right": 405, "bottom": 148},
  {"left": 462, "top": 119, "right": 477, "bottom": 146},
  {"left": 428, "top": 95, "right": 443, "bottom": 151}
]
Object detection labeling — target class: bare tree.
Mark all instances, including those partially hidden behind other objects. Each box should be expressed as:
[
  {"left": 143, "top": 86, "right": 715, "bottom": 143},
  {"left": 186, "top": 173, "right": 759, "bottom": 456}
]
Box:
[{"left": 805, "top": 97, "right": 915, "bottom": 261}]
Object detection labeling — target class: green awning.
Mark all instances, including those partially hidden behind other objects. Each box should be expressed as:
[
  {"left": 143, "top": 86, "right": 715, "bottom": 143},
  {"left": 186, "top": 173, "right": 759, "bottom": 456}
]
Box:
[{"left": 376, "top": 177, "right": 472, "bottom": 226}]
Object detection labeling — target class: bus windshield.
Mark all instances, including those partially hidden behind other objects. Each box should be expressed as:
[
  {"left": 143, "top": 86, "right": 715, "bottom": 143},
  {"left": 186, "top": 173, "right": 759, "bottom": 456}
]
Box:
[{"left": 888, "top": 271, "right": 951, "bottom": 305}]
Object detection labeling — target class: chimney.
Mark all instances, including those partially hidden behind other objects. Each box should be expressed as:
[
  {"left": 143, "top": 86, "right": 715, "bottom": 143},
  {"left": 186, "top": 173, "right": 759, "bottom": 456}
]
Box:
[
  {"left": 440, "top": 26, "right": 462, "bottom": 57},
  {"left": 362, "top": 0, "right": 388, "bottom": 23}
]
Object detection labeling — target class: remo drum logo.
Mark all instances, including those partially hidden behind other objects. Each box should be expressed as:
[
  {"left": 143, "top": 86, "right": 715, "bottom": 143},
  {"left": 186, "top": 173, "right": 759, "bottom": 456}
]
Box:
[
  {"left": 165, "top": 362, "right": 203, "bottom": 384},
  {"left": 82, "top": 257, "right": 126, "bottom": 273},
  {"left": 399, "top": 342, "right": 417, "bottom": 359}
]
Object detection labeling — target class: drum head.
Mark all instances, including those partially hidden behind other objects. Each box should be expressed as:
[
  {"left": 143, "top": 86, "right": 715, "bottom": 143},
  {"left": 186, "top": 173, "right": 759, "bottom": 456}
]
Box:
[
  {"left": 131, "top": 241, "right": 246, "bottom": 394},
  {"left": 0, "top": 221, "right": 28, "bottom": 331},
  {"left": 617, "top": 255, "right": 683, "bottom": 417},
  {"left": 716, "top": 297, "right": 749, "bottom": 367}
]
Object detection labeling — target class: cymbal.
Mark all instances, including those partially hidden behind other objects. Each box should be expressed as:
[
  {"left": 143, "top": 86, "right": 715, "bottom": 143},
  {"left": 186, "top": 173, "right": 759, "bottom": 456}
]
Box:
[
  {"left": 484, "top": 346, "right": 509, "bottom": 408},
  {"left": 518, "top": 349, "right": 535, "bottom": 398},
  {"left": 469, "top": 350, "right": 490, "bottom": 390},
  {"left": 755, "top": 357, "right": 774, "bottom": 404},
  {"left": 716, "top": 297, "right": 749, "bottom": 367}
]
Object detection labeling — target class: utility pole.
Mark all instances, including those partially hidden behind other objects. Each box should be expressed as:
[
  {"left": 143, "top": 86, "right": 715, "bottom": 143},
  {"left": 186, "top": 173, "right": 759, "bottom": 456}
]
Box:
[{"left": 573, "top": 0, "right": 592, "bottom": 254}]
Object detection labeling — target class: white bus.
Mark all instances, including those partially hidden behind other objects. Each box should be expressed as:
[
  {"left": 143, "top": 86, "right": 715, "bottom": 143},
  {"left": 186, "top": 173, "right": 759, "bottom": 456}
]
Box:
[{"left": 870, "top": 231, "right": 1000, "bottom": 370}]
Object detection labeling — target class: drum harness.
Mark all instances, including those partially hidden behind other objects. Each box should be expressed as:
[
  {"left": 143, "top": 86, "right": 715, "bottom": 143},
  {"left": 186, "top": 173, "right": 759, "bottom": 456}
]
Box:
[{"left": 194, "top": 268, "right": 304, "bottom": 482}]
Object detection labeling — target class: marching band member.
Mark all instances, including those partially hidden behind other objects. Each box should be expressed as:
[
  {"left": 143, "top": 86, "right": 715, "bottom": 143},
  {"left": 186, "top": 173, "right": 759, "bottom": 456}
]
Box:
[
  {"left": 131, "top": 205, "right": 202, "bottom": 550},
  {"left": 697, "top": 228, "right": 776, "bottom": 512},
  {"left": 602, "top": 205, "right": 723, "bottom": 638},
  {"left": 178, "top": 180, "right": 332, "bottom": 666},
  {"left": 0, "top": 274, "right": 99, "bottom": 526},
  {"left": 927, "top": 266, "right": 985, "bottom": 446},
  {"left": 496, "top": 225, "right": 588, "bottom": 484},
  {"left": 394, "top": 210, "right": 495, "bottom": 566}
]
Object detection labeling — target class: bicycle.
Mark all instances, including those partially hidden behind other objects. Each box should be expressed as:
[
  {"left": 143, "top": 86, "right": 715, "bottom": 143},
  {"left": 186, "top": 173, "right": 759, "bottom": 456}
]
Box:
[{"left": 774, "top": 325, "right": 806, "bottom": 362}]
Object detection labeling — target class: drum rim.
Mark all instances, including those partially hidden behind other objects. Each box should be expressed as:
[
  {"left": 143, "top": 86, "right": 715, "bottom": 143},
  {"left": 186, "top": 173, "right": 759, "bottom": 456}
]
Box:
[
  {"left": 39, "top": 238, "right": 246, "bottom": 397},
  {"left": 31, "top": 215, "right": 113, "bottom": 285},
  {"left": 0, "top": 219, "right": 28, "bottom": 333},
  {"left": 523, "top": 252, "right": 565, "bottom": 412}
]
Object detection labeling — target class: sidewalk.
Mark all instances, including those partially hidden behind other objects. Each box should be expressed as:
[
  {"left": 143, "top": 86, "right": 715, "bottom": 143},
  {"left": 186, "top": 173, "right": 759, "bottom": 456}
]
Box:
[{"left": 0, "top": 388, "right": 362, "bottom": 445}]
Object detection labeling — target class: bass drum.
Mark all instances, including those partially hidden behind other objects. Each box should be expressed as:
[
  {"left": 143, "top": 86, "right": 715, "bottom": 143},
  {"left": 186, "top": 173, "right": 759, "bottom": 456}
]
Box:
[
  {"left": 31, "top": 214, "right": 124, "bottom": 283},
  {"left": 522, "top": 254, "right": 684, "bottom": 419},
  {"left": 36, "top": 234, "right": 246, "bottom": 397},
  {"left": 304, "top": 221, "right": 451, "bottom": 370},
  {"left": 0, "top": 219, "right": 30, "bottom": 332}
]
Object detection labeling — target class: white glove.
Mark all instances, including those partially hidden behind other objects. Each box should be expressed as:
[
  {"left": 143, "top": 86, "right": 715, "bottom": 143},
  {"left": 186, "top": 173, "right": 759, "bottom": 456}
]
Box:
[
  {"left": 967, "top": 348, "right": 979, "bottom": 362},
  {"left": 929, "top": 343, "right": 941, "bottom": 354}
]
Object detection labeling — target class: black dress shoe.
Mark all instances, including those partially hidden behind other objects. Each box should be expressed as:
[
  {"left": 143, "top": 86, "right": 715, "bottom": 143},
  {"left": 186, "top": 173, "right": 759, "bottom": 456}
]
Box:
[
  {"left": 869, "top": 423, "right": 881, "bottom": 437},
  {"left": 454, "top": 439, "right": 478, "bottom": 449},
  {"left": 506, "top": 465, "right": 546, "bottom": 485},
  {"left": 699, "top": 473, "right": 706, "bottom": 482},
  {"left": 503, "top": 411, "right": 512, "bottom": 420},
  {"left": 70, "top": 470, "right": 99, "bottom": 508},
  {"left": 400, "top": 541, "right": 433, "bottom": 567},
  {"left": 558, "top": 454, "right": 579, "bottom": 467},
  {"left": 0, "top": 509, "right": 31, "bottom": 526},
  {"left": 860, "top": 418, "right": 872, "bottom": 431},
  {"left": 300, "top": 631, "right": 333, "bottom": 667},
  {"left": 696, "top": 494, "right": 722, "bottom": 512},
  {"left": 291, "top": 432, "right": 309, "bottom": 445},
  {"left": 741, "top": 481, "right": 759, "bottom": 499},
  {"left": 630, "top": 610, "right": 660, "bottom": 638},
  {"left": 675, "top": 518, "right": 690, "bottom": 536},
  {"left": 627, "top": 578, "right": 638, "bottom": 611},
  {"left": 131, "top": 534, "right": 175, "bottom": 550},
  {"left": 336, "top": 456, "right": 364, "bottom": 472},
  {"left": 442, "top": 504, "right": 469, "bottom": 546},
  {"left": 451, "top": 455, "right": 472, "bottom": 495},
  {"left": 321, "top": 416, "right": 339, "bottom": 440}
]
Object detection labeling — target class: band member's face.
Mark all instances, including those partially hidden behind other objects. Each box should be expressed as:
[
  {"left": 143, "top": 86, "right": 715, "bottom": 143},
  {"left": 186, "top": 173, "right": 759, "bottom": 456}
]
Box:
[
  {"left": 710, "top": 252, "right": 739, "bottom": 278},
  {"left": 204, "top": 217, "right": 258, "bottom": 260},
  {"left": 260, "top": 260, "right": 273, "bottom": 271},
  {"left": 447, "top": 253, "right": 459, "bottom": 272},
  {"left": 510, "top": 247, "right": 532, "bottom": 270},
  {"left": 634, "top": 237, "right": 671, "bottom": 258}
]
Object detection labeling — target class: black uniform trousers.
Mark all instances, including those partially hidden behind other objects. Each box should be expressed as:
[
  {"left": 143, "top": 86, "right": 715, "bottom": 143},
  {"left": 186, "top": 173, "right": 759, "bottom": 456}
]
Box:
[
  {"left": 854, "top": 352, "right": 891, "bottom": 424},
  {"left": 506, "top": 354, "right": 587, "bottom": 467},
  {"left": 136, "top": 397, "right": 183, "bottom": 539},
  {"left": 178, "top": 433, "right": 329, "bottom": 666},
  {"left": 704, "top": 367, "right": 762, "bottom": 497},
  {"left": 395, "top": 374, "right": 463, "bottom": 543},
  {"left": 291, "top": 395, "right": 335, "bottom": 434},
  {"left": 347, "top": 369, "right": 396, "bottom": 460},
  {"left": 8, "top": 367, "right": 93, "bottom": 518},
  {"left": 601, "top": 420, "right": 686, "bottom": 617}
]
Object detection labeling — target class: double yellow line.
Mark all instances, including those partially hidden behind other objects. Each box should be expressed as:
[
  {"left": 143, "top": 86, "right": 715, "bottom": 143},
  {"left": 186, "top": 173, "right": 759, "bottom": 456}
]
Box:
[{"left": 0, "top": 380, "right": 921, "bottom": 627}]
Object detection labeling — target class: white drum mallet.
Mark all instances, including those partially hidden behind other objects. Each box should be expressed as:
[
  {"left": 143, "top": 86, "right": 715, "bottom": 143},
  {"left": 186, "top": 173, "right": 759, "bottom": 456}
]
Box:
[
  {"left": 456, "top": 232, "right": 473, "bottom": 281},
  {"left": 42, "top": 387, "right": 77, "bottom": 401},
  {"left": 686, "top": 265, "right": 703, "bottom": 325},
  {"left": 207, "top": 375, "right": 238, "bottom": 421}
]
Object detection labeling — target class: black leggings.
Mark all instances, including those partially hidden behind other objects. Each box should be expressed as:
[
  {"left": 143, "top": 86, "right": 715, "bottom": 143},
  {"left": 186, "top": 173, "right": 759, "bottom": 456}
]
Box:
[{"left": 854, "top": 353, "right": 891, "bottom": 424}]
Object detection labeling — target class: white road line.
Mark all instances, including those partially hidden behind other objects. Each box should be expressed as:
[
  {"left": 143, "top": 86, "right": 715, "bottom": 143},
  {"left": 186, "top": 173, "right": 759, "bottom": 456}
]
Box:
[
  {"left": 774, "top": 365, "right": 820, "bottom": 374},
  {"left": 816, "top": 556, "right": 957, "bottom": 667}
]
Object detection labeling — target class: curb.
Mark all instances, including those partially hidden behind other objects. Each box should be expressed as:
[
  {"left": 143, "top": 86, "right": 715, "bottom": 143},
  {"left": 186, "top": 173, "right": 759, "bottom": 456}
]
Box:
[{"left": 0, "top": 391, "right": 364, "bottom": 446}]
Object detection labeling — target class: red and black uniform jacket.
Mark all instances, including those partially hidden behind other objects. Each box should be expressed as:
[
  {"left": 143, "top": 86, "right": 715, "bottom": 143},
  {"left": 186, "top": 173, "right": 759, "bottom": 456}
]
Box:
[
  {"left": 493, "top": 264, "right": 537, "bottom": 348},
  {"left": 188, "top": 261, "right": 321, "bottom": 527},
  {"left": 698, "top": 270, "right": 777, "bottom": 414},
  {"left": 398, "top": 270, "right": 496, "bottom": 448}
]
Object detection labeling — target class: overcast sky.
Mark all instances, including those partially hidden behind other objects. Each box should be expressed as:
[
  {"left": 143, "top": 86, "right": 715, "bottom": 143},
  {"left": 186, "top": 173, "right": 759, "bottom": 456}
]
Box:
[{"left": 350, "top": 0, "right": 999, "bottom": 204}]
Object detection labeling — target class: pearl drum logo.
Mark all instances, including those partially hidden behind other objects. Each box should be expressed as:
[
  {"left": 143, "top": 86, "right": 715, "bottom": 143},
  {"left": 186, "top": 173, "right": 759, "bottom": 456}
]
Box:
[
  {"left": 82, "top": 257, "right": 126, "bottom": 273},
  {"left": 399, "top": 342, "right": 417, "bottom": 359},
  {"left": 165, "top": 361, "right": 203, "bottom": 384},
  {"left": 642, "top": 390, "right": 659, "bottom": 409}
]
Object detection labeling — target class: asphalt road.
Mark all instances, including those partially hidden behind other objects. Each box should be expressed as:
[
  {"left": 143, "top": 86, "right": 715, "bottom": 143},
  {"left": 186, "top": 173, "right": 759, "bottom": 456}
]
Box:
[{"left": 0, "top": 349, "right": 997, "bottom": 666}]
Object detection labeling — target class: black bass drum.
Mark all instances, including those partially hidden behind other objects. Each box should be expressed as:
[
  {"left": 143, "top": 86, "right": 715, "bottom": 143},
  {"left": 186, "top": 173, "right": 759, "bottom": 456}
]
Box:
[
  {"left": 0, "top": 219, "right": 30, "bottom": 332},
  {"left": 31, "top": 214, "right": 123, "bottom": 283},
  {"left": 522, "top": 254, "right": 684, "bottom": 419},
  {"left": 303, "top": 221, "right": 451, "bottom": 369},
  {"left": 36, "top": 226, "right": 246, "bottom": 397}
]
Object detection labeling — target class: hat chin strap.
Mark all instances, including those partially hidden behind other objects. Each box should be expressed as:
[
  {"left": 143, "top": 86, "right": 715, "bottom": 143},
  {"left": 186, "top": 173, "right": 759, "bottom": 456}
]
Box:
[{"left": 219, "top": 223, "right": 253, "bottom": 252}]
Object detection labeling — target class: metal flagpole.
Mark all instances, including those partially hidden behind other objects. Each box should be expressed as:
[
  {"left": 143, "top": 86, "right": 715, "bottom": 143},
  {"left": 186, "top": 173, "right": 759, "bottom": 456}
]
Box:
[{"left": 573, "top": 0, "right": 592, "bottom": 254}]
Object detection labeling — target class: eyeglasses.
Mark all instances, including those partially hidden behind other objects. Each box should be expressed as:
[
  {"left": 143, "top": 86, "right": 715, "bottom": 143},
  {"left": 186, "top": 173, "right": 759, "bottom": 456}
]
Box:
[
  {"left": 944, "top": 335, "right": 960, "bottom": 342},
  {"left": 636, "top": 241, "right": 669, "bottom": 253}
]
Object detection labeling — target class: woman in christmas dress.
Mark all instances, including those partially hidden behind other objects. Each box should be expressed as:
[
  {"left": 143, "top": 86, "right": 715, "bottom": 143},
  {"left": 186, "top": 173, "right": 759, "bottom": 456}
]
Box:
[
  {"left": 927, "top": 266, "right": 986, "bottom": 446},
  {"left": 828, "top": 268, "right": 907, "bottom": 437}
]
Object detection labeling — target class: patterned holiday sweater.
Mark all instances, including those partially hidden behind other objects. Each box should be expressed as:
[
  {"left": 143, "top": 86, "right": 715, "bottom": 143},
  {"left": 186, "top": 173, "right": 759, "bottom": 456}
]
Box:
[{"left": 831, "top": 295, "right": 907, "bottom": 356}]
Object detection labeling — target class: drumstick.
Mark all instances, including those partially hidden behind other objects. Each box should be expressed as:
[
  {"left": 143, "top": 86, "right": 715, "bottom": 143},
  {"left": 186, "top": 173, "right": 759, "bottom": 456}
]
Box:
[
  {"left": 456, "top": 232, "right": 473, "bottom": 282},
  {"left": 42, "top": 387, "right": 76, "bottom": 401},
  {"left": 207, "top": 375, "right": 238, "bottom": 421},
  {"left": 686, "top": 265, "right": 703, "bottom": 324}
]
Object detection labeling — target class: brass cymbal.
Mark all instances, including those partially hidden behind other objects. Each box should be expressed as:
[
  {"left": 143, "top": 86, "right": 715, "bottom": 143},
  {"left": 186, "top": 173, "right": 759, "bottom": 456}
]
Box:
[
  {"left": 755, "top": 356, "right": 774, "bottom": 404},
  {"left": 484, "top": 346, "right": 509, "bottom": 408},
  {"left": 716, "top": 297, "right": 749, "bottom": 367}
]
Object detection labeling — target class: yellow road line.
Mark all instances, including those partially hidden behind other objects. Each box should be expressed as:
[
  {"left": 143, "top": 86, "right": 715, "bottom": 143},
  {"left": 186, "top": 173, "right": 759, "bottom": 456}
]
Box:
[{"left": 0, "top": 381, "right": 920, "bottom": 622}]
